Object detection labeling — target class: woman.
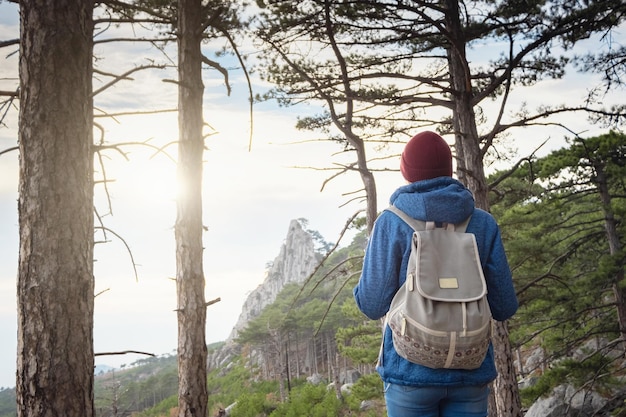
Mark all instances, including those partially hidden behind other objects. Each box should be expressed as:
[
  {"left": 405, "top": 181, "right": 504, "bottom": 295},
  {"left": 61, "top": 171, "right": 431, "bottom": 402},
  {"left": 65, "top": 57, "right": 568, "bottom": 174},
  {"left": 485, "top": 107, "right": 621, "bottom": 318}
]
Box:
[{"left": 353, "top": 131, "right": 518, "bottom": 417}]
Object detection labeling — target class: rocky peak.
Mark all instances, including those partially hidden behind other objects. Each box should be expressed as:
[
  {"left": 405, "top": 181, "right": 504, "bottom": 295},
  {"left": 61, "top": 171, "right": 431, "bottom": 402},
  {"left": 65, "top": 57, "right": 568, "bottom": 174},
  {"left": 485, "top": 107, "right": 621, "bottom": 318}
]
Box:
[{"left": 226, "top": 219, "right": 320, "bottom": 342}]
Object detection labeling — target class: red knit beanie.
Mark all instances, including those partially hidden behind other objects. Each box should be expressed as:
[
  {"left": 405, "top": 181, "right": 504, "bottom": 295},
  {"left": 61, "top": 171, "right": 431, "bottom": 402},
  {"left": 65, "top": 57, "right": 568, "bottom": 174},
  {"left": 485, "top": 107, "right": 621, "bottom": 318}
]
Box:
[{"left": 400, "top": 131, "right": 453, "bottom": 182}]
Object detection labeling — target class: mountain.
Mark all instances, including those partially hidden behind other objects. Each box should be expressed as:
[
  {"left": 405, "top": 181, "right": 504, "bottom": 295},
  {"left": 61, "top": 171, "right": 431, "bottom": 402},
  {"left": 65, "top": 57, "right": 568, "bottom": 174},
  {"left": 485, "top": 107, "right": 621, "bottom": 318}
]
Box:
[
  {"left": 228, "top": 219, "right": 320, "bottom": 341},
  {"left": 210, "top": 219, "right": 321, "bottom": 367},
  {"left": 94, "top": 364, "right": 115, "bottom": 376}
]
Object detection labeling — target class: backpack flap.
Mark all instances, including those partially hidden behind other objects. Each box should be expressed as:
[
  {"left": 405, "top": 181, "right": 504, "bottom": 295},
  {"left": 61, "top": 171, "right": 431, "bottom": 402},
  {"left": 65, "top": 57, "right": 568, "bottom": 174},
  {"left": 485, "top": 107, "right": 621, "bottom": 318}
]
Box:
[{"left": 413, "top": 229, "right": 487, "bottom": 302}]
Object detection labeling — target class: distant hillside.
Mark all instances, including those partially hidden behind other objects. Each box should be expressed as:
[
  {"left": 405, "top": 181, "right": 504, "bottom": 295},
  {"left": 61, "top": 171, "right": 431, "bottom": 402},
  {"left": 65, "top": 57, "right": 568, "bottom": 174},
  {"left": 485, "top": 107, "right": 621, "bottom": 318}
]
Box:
[
  {"left": 95, "top": 353, "right": 178, "bottom": 417},
  {"left": 94, "top": 342, "right": 225, "bottom": 416},
  {"left": 0, "top": 352, "right": 185, "bottom": 417},
  {"left": 0, "top": 388, "right": 15, "bottom": 417}
]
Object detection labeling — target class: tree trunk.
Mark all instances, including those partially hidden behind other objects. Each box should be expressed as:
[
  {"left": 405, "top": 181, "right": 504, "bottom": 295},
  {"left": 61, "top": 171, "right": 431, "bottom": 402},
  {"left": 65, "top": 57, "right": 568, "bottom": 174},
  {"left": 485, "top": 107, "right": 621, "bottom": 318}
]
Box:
[
  {"left": 443, "top": 1, "right": 521, "bottom": 416},
  {"left": 321, "top": 0, "right": 378, "bottom": 234},
  {"left": 313, "top": 338, "right": 319, "bottom": 375},
  {"left": 295, "top": 331, "right": 301, "bottom": 377},
  {"left": 327, "top": 332, "right": 333, "bottom": 381},
  {"left": 344, "top": 132, "right": 378, "bottom": 234},
  {"left": 17, "top": 1, "right": 95, "bottom": 416},
  {"left": 355, "top": 138, "right": 378, "bottom": 235},
  {"left": 490, "top": 321, "right": 521, "bottom": 416},
  {"left": 593, "top": 160, "right": 626, "bottom": 339},
  {"left": 176, "top": 0, "right": 208, "bottom": 416},
  {"left": 284, "top": 339, "right": 292, "bottom": 393}
]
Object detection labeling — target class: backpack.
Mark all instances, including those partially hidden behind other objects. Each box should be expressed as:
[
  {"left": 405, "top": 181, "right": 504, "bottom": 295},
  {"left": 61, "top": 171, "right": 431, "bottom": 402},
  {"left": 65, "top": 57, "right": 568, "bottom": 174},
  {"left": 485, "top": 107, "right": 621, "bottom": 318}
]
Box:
[{"left": 383, "top": 205, "right": 492, "bottom": 370}]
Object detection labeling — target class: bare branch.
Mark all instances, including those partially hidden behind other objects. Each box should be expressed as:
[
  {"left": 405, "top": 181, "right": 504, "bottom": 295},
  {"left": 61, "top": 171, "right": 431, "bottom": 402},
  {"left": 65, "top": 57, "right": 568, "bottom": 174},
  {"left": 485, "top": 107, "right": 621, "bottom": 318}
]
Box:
[
  {"left": 95, "top": 226, "right": 139, "bottom": 282},
  {"left": 95, "top": 140, "right": 177, "bottom": 164},
  {"left": 205, "top": 297, "right": 221, "bottom": 307},
  {"left": 0, "top": 90, "right": 19, "bottom": 97},
  {"left": 0, "top": 146, "right": 18, "bottom": 157},
  {"left": 94, "top": 288, "right": 111, "bottom": 298},
  {"left": 0, "top": 39, "right": 19, "bottom": 49},
  {"left": 94, "top": 36, "right": 177, "bottom": 44},
  {"left": 99, "top": 0, "right": 173, "bottom": 21},
  {"left": 95, "top": 350, "right": 156, "bottom": 357},
  {"left": 220, "top": 28, "right": 255, "bottom": 151},
  {"left": 488, "top": 139, "right": 549, "bottom": 189},
  {"left": 94, "top": 107, "right": 177, "bottom": 119},
  {"left": 201, "top": 55, "right": 231, "bottom": 95},
  {"left": 314, "top": 271, "right": 361, "bottom": 337},
  {"left": 93, "top": 64, "right": 168, "bottom": 97}
]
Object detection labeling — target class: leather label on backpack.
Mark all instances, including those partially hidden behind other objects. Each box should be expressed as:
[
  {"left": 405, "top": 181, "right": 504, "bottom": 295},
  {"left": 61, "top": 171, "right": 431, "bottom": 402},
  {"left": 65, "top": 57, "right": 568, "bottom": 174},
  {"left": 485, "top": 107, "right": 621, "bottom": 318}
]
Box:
[{"left": 439, "top": 278, "right": 459, "bottom": 289}]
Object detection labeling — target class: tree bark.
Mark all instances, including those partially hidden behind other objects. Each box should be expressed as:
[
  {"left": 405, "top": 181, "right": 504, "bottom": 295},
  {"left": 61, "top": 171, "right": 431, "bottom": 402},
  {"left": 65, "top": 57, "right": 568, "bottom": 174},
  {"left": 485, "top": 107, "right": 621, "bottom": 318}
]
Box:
[
  {"left": 17, "top": 1, "right": 95, "bottom": 416},
  {"left": 593, "top": 159, "right": 626, "bottom": 339},
  {"left": 443, "top": 1, "right": 522, "bottom": 416},
  {"left": 176, "top": 0, "right": 208, "bottom": 416}
]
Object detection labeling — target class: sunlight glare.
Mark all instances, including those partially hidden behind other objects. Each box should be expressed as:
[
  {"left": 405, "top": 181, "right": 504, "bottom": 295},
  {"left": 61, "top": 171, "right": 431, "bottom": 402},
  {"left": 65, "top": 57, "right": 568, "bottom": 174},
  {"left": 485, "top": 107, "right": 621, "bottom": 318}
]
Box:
[{"left": 119, "top": 155, "right": 180, "bottom": 206}]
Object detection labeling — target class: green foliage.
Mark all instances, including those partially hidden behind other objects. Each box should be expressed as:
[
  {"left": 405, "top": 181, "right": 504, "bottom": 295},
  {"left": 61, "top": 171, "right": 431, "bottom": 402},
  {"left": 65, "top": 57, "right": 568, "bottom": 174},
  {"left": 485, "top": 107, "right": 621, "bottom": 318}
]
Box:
[
  {"left": 206, "top": 359, "right": 278, "bottom": 414},
  {"left": 520, "top": 354, "right": 619, "bottom": 407},
  {"left": 135, "top": 354, "right": 383, "bottom": 416},
  {"left": 490, "top": 133, "right": 626, "bottom": 411},
  {"left": 336, "top": 300, "right": 380, "bottom": 365},
  {"left": 270, "top": 384, "right": 342, "bottom": 417},
  {"left": 134, "top": 358, "right": 281, "bottom": 417},
  {"left": 230, "top": 391, "right": 279, "bottom": 417},
  {"left": 344, "top": 373, "right": 383, "bottom": 412},
  {"left": 134, "top": 395, "right": 178, "bottom": 417}
]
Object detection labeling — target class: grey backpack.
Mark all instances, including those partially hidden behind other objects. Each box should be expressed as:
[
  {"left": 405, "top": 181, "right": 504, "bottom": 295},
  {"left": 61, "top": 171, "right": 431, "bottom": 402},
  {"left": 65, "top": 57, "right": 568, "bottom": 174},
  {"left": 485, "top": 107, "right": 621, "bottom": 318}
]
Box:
[{"left": 384, "top": 205, "right": 492, "bottom": 370}]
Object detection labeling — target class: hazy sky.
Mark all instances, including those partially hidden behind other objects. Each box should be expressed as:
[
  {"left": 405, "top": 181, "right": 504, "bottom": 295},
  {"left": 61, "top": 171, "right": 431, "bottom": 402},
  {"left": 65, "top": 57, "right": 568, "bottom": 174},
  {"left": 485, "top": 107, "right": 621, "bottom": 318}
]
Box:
[{"left": 0, "top": 2, "right": 624, "bottom": 389}]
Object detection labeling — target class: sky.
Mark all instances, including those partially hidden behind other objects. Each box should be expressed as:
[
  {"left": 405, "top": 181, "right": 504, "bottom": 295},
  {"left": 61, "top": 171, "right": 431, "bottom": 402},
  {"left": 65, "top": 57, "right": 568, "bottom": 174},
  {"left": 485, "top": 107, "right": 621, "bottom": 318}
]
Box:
[{"left": 0, "top": 2, "right": 624, "bottom": 389}]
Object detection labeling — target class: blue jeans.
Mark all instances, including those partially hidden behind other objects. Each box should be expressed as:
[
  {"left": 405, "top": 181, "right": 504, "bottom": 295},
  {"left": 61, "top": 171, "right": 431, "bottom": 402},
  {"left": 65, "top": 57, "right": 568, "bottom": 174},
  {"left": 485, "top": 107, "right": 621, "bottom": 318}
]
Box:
[{"left": 383, "top": 382, "right": 489, "bottom": 417}]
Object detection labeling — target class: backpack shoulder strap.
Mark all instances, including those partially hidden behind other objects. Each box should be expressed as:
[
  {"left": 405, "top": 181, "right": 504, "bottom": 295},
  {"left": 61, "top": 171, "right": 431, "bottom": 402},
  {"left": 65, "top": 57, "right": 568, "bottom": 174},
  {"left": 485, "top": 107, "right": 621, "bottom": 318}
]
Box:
[
  {"left": 386, "top": 205, "right": 472, "bottom": 233},
  {"left": 385, "top": 205, "right": 425, "bottom": 231},
  {"left": 455, "top": 215, "right": 472, "bottom": 233}
]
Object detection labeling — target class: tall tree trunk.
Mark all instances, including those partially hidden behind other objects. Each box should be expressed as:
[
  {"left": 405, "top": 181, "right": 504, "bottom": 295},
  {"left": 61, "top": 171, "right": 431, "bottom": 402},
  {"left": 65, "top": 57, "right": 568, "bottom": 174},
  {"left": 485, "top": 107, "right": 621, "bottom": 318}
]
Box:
[
  {"left": 17, "top": 1, "right": 95, "bottom": 416},
  {"left": 322, "top": 0, "right": 377, "bottom": 233},
  {"left": 284, "top": 339, "right": 292, "bottom": 393},
  {"left": 295, "top": 331, "right": 301, "bottom": 377},
  {"left": 313, "top": 338, "right": 319, "bottom": 374},
  {"left": 176, "top": 0, "right": 208, "bottom": 415},
  {"left": 443, "top": 1, "right": 521, "bottom": 416},
  {"left": 593, "top": 160, "right": 626, "bottom": 339},
  {"left": 353, "top": 137, "right": 378, "bottom": 234}
]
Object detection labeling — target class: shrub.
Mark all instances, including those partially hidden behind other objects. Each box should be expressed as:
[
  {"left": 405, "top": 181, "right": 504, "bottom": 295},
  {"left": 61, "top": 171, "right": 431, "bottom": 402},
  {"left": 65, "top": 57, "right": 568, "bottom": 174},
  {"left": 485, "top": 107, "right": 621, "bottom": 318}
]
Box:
[{"left": 270, "top": 384, "right": 342, "bottom": 417}]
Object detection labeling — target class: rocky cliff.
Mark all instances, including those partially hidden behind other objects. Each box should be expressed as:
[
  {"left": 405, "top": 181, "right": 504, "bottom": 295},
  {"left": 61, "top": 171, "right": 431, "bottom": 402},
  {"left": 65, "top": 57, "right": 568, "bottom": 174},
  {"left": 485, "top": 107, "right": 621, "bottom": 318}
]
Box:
[
  {"left": 227, "top": 219, "right": 320, "bottom": 341},
  {"left": 210, "top": 219, "right": 321, "bottom": 367}
]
